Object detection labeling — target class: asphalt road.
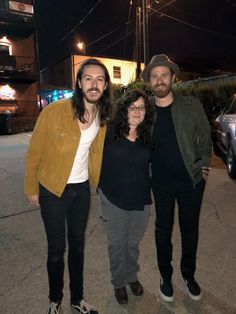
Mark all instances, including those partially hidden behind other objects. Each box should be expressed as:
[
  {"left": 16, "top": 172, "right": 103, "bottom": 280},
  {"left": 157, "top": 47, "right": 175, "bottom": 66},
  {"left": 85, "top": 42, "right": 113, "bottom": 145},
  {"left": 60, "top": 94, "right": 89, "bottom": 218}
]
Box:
[{"left": 0, "top": 133, "right": 236, "bottom": 314}]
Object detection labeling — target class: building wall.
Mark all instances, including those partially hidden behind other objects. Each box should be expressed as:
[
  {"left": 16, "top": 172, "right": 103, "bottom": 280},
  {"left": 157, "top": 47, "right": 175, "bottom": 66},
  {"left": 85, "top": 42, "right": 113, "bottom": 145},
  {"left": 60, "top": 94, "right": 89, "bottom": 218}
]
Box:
[
  {"left": 0, "top": 0, "right": 39, "bottom": 134},
  {"left": 11, "top": 34, "right": 35, "bottom": 57},
  {"left": 42, "top": 54, "right": 208, "bottom": 90},
  {"left": 14, "top": 82, "right": 39, "bottom": 115},
  {"left": 41, "top": 56, "right": 73, "bottom": 89},
  {"left": 0, "top": 32, "right": 38, "bottom": 116},
  {"left": 73, "top": 55, "right": 144, "bottom": 87}
]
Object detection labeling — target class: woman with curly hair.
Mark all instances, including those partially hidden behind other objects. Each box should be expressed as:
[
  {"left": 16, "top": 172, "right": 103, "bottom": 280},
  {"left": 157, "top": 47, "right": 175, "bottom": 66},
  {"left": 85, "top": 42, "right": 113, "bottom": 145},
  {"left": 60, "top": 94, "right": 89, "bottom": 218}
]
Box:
[{"left": 98, "top": 89, "right": 154, "bottom": 305}]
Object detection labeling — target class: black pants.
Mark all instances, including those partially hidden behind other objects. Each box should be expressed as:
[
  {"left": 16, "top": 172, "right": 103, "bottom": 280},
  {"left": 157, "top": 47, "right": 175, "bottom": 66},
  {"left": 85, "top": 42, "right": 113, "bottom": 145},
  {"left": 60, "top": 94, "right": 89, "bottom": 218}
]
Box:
[
  {"left": 39, "top": 181, "right": 90, "bottom": 304},
  {"left": 152, "top": 179, "right": 205, "bottom": 281}
]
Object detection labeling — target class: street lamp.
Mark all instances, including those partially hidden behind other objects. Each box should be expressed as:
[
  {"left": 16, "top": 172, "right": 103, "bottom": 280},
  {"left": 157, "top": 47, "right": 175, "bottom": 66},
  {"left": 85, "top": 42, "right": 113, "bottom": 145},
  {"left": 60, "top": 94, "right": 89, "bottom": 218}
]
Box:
[{"left": 76, "top": 41, "right": 85, "bottom": 54}]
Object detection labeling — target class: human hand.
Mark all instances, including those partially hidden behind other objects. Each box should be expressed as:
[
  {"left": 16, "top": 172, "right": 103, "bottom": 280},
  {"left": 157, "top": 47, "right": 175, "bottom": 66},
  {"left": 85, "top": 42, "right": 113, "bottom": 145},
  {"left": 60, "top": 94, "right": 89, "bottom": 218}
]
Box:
[
  {"left": 27, "top": 195, "right": 40, "bottom": 207},
  {"left": 202, "top": 166, "right": 211, "bottom": 180}
]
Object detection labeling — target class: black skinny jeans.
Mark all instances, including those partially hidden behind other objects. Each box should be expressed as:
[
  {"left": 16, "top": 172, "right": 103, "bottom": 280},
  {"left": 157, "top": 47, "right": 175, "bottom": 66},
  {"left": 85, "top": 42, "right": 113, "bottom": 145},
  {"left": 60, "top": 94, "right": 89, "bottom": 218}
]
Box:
[
  {"left": 152, "top": 179, "right": 205, "bottom": 281},
  {"left": 39, "top": 181, "right": 90, "bottom": 304}
]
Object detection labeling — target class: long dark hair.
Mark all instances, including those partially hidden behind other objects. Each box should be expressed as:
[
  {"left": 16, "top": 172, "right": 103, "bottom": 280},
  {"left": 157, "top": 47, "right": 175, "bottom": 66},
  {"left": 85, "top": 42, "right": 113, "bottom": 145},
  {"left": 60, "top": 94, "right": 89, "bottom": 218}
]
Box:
[
  {"left": 72, "top": 58, "right": 113, "bottom": 126},
  {"left": 113, "top": 89, "right": 154, "bottom": 147}
]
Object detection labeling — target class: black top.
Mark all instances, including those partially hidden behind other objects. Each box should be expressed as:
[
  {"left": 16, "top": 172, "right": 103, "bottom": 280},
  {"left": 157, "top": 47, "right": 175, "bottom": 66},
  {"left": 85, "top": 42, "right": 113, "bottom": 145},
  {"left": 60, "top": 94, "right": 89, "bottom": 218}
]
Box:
[
  {"left": 151, "top": 104, "right": 192, "bottom": 190},
  {"left": 99, "top": 122, "right": 152, "bottom": 211}
]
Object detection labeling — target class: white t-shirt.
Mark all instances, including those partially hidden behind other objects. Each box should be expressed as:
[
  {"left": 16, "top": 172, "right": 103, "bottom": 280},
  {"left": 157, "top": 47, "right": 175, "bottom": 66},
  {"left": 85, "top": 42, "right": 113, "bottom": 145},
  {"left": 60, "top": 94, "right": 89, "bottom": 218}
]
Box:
[{"left": 67, "top": 114, "right": 99, "bottom": 183}]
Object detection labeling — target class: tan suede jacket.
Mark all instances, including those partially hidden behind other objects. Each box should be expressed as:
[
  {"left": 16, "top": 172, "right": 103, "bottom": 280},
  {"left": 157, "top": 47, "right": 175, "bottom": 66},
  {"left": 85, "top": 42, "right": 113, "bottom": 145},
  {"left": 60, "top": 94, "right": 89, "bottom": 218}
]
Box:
[{"left": 24, "top": 98, "right": 106, "bottom": 197}]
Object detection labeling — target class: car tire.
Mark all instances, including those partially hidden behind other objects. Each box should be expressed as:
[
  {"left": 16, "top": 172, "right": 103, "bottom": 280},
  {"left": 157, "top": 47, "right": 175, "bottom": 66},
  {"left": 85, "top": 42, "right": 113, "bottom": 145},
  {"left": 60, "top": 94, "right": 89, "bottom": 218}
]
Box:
[{"left": 226, "top": 143, "right": 236, "bottom": 179}]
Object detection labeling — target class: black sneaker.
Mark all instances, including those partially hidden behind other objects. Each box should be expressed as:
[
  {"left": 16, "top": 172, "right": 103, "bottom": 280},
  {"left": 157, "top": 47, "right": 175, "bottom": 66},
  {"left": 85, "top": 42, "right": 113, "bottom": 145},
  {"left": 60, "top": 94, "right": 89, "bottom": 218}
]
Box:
[
  {"left": 182, "top": 277, "right": 202, "bottom": 301},
  {"left": 71, "top": 299, "right": 98, "bottom": 314},
  {"left": 159, "top": 277, "right": 174, "bottom": 302},
  {"left": 47, "top": 301, "right": 62, "bottom": 314}
]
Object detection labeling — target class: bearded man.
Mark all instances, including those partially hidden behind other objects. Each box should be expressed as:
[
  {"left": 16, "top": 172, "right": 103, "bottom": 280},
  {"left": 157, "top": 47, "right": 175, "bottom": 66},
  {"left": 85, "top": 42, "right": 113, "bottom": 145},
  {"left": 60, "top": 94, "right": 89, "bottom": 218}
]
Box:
[
  {"left": 142, "top": 54, "right": 212, "bottom": 303},
  {"left": 25, "top": 58, "right": 113, "bottom": 314}
]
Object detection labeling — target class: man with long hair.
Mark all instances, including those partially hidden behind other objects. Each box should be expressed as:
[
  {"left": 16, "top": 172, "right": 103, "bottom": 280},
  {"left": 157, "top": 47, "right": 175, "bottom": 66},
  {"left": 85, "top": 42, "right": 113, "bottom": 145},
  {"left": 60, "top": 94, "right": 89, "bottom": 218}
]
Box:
[{"left": 24, "top": 58, "right": 113, "bottom": 314}]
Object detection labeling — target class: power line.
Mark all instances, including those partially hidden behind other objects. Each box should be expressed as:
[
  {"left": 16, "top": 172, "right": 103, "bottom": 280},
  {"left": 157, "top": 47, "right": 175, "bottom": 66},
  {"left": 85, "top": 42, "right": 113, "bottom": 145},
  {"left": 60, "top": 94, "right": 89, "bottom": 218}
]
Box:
[
  {"left": 80, "top": 0, "right": 236, "bottom": 59},
  {"left": 153, "top": 0, "right": 176, "bottom": 10},
  {"left": 96, "top": 29, "right": 136, "bottom": 56},
  {"left": 86, "top": 0, "right": 177, "bottom": 56},
  {"left": 123, "top": 0, "right": 134, "bottom": 57},
  {"left": 86, "top": 22, "right": 134, "bottom": 49},
  {"left": 150, "top": 7, "right": 236, "bottom": 40},
  {"left": 56, "top": 0, "right": 102, "bottom": 46}
]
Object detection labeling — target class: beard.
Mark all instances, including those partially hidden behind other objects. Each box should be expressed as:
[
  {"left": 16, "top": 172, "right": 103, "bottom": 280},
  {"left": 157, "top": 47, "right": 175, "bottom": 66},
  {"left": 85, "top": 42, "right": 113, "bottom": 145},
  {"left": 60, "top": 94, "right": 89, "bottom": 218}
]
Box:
[
  {"left": 83, "top": 88, "right": 102, "bottom": 104},
  {"left": 152, "top": 83, "right": 172, "bottom": 98}
]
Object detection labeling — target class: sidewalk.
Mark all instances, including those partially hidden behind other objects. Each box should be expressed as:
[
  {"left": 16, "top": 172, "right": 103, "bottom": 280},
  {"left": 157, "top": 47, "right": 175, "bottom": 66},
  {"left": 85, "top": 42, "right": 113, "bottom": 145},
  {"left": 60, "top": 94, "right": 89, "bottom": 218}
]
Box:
[{"left": 0, "top": 136, "right": 236, "bottom": 313}]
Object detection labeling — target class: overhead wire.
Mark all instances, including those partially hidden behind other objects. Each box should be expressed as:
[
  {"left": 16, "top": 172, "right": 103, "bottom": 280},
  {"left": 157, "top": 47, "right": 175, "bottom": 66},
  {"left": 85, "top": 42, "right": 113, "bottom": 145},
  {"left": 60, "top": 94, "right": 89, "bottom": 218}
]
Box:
[
  {"left": 150, "top": 7, "right": 236, "bottom": 40},
  {"left": 56, "top": 0, "right": 103, "bottom": 46},
  {"left": 85, "top": 0, "right": 177, "bottom": 56},
  {"left": 153, "top": 0, "right": 176, "bottom": 10},
  {"left": 96, "top": 29, "right": 136, "bottom": 56},
  {"left": 86, "top": 22, "right": 133, "bottom": 49},
  {"left": 85, "top": 0, "right": 178, "bottom": 56},
  {"left": 38, "top": 0, "right": 236, "bottom": 65}
]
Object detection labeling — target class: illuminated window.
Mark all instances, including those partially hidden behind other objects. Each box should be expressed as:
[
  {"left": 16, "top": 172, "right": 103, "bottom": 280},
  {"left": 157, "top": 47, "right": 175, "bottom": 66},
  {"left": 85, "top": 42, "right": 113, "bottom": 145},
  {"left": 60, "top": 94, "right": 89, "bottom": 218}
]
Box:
[{"left": 113, "top": 66, "right": 121, "bottom": 79}]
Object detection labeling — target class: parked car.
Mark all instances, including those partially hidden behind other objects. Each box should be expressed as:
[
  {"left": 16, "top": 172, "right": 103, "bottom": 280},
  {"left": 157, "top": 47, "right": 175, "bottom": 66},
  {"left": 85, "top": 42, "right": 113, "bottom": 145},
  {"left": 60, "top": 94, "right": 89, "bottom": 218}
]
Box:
[{"left": 211, "top": 94, "right": 236, "bottom": 178}]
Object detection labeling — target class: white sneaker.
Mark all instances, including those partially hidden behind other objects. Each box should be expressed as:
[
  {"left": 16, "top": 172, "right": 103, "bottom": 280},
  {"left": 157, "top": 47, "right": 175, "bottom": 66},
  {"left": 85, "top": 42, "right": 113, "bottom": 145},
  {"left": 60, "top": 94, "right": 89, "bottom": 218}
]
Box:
[
  {"left": 159, "top": 277, "right": 174, "bottom": 302},
  {"left": 47, "top": 301, "right": 62, "bottom": 314},
  {"left": 182, "top": 277, "right": 202, "bottom": 301},
  {"left": 71, "top": 299, "right": 98, "bottom": 314}
]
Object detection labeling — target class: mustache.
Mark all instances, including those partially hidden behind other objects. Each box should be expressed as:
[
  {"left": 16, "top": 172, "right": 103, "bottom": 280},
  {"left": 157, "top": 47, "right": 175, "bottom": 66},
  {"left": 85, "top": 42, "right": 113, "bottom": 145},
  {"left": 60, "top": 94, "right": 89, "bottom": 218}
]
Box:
[
  {"left": 154, "top": 83, "right": 167, "bottom": 88},
  {"left": 87, "top": 88, "right": 100, "bottom": 92}
]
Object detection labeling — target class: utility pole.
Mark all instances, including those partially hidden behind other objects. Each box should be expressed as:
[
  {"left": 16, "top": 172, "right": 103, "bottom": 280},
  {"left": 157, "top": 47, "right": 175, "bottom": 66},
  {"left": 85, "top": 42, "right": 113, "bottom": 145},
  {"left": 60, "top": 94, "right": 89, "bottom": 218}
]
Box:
[
  {"left": 142, "top": 0, "right": 148, "bottom": 66},
  {"left": 32, "top": 0, "right": 42, "bottom": 110},
  {"left": 135, "top": 0, "right": 142, "bottom": 79},
  {"left": 143, "top": 0, "right": 150, "bottom": 66},
  {"left": 135, "top": 0, "right": 149, "bottom": 78}
]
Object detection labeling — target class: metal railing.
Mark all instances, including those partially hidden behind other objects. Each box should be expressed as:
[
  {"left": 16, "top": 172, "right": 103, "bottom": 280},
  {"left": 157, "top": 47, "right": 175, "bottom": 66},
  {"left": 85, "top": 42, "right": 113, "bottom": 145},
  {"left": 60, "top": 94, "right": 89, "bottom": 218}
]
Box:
[{"left": 0, "top": 55, "right": 38, "bottom": 74}]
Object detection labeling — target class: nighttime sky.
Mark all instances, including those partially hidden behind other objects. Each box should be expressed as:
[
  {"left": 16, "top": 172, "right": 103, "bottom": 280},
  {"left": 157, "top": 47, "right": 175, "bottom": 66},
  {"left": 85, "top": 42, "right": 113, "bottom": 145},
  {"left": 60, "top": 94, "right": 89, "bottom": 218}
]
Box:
[{"left": 35, "top": 0, "right": 236, "bottom": 73}]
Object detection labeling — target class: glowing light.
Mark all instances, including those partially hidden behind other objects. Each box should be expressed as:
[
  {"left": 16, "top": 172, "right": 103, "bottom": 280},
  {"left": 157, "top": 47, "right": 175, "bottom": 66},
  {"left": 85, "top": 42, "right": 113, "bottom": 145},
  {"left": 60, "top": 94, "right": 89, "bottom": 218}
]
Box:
[
  {"left": 0, "top": 84, "right": 16, "bottom": 100},
  {"left": 77, "top": 41, "right": 85, "bottom": 54},
  {"left": 64, "top": 92, "right": 74, "bottom": 98},
  {"left": 0, "top": 36, "right": 12, "bottom": 55},
  {"left": 0, "top": 36, "right": 9, "bottom": 43}
]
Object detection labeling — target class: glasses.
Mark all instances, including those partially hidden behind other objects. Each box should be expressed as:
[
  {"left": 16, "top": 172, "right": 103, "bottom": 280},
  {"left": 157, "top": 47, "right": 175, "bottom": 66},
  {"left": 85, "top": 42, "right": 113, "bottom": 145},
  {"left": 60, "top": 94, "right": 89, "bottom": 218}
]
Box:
[{"left": 128, "top": 105, "right": 146, "bottom": 112}]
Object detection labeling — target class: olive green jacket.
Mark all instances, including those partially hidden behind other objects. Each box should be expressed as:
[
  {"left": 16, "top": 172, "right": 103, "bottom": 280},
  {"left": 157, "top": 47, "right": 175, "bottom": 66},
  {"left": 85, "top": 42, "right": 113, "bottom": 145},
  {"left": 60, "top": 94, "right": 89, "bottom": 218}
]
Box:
[
  {"left": 24, "top": 98, "right": 106, "bottom": 197},
  {"left": 153, "top": 94, "right": 212, "bottom": 185}
]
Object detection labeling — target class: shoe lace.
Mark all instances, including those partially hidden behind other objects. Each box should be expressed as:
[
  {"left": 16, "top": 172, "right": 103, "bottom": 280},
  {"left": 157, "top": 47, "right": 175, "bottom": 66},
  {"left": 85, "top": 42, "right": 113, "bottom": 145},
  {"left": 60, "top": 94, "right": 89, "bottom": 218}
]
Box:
[
  {"left": 79, "top": 299, "right": 97, "bottom": 313},
  {"left": 48, "top": 302, "right": 60, "bottom": 314}
]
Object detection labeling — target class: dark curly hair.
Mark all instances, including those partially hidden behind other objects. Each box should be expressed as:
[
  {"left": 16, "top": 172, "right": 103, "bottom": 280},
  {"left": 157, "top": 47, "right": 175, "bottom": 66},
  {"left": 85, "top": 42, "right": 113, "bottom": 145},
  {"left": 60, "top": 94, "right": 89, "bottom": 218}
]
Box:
[
  {"left": 72, "top": 58, "right": 113, "bottom": 126},
  {"left": 113, "top": 89, "right": 154, "bottom": 147}
]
